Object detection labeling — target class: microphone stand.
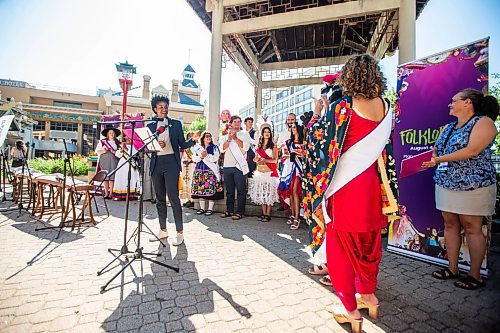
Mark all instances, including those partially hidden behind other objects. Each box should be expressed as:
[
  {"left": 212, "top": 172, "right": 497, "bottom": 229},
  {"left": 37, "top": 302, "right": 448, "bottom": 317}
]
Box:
[
  {"left": 97, "top": 124, "right": 178, "bottom": 293},
  {"left": 35, "top": 139, "right": 79, "bottom": 238},
  {"left": 0, "top": 149, "right": 15, "bottom": 208}
]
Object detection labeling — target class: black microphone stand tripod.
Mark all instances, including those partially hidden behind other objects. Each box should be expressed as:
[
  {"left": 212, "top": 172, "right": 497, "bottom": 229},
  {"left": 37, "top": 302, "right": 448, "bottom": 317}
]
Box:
[
  {"left": 96, "top": 120, "right": 178, "bottom": 293},
  {"left": 0, "top": 148, "right": 15, "bottom": 207}
]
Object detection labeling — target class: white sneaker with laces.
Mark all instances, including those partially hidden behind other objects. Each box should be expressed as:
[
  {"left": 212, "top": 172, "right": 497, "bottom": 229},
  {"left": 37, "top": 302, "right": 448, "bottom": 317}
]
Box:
[
  {"left": 172, "top": 233, "right": 184, "bottom": 246},
  {"left": 149, "top": 229, "right": 168, "bottom": 242}
]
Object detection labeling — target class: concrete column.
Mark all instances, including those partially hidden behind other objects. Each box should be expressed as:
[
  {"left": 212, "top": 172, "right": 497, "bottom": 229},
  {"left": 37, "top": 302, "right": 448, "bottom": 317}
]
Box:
[
  {"left": 398, "top": 0, "right": 416, "bottom": 65},
  {"left": 254, "top": 67, "right": 262, "bottom": 120},
  {"left": 77, "top": 123, "right": 83, "bottom": 154},
  {"left": 44, "top": 121, "right": 50, "bottom": 140},
  {"left": 207, "top": 0, "right": 224, "bottom": 142}
]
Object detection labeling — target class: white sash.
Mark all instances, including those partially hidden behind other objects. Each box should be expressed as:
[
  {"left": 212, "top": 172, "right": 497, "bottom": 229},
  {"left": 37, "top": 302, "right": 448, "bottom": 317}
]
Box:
[
  {"left": 315, "top": 105, "right": 393, "bottom": 262},
  {"left": 229, "top": 140, "right": 249, "bottom": 175}
]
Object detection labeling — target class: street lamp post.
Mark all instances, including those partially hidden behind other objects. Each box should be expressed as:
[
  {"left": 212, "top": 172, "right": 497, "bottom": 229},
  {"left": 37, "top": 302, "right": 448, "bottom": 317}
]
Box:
[{"left": 115, "top": 61, "right": 136, "bottom": 132}]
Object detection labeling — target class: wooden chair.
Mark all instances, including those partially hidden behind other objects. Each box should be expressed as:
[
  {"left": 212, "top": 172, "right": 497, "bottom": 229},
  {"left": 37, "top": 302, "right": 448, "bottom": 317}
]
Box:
[{"left": 89, "top": 170, "right": 109, "bottom": 216}]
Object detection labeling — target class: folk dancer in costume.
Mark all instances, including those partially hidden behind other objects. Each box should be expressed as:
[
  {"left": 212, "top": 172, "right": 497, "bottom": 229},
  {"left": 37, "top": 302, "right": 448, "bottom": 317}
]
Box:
[
  {"left": 219, "top": 115, "right": 251, "bottom": 220},
  {"left": 303, "top": 54, "right": 399, "bottom": 333},
  {"left": 181, "top": 131, "right": 196, "bottom": 208},
  {"left": 95, "top": 125, "right": 121, "bottom": 198},
  {"left": 276, "top": 113, "right": 297, "bottom": 211},
  {"left": 112, "top": 134, "right": 140, "bottom": 201},
  {"left": 278, "top": 122, "right": 304, "bottom": 230},
  {"left": 148, "top": 95, "right": 199, "bottom": 246},
  {"left": 249, "top": 118, "right": 279, "bottom": 222},
  {"left": 191, "top": 131, "right": 224, "bottom": 216},
  {"left": 306, "top": 72, "right": 343, "bottom": 286},
  {"left": 244, "top": 117, "right": 257, "bottom": 178}
]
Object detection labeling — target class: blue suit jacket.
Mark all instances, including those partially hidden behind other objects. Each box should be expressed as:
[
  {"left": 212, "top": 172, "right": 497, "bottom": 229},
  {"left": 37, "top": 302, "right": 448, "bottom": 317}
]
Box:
[{"left": 147, "top": 118, "right": 195, "bottom": 173}]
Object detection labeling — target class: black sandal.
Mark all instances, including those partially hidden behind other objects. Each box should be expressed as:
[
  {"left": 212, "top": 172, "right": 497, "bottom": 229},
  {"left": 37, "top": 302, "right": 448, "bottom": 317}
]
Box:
[
  {"left": 257, "top": 215, "right": 265, "bottom": 221},
  {"left": 196, "top": 209, "right": 205, "bottom": 215},
  {"left": 220, "top": 211, "right": 232, "bottom": 218},
  {"left": 232, "top": 213, "right": 243, "bottom": 220},
  {"left": 205, "top": 210, "right": 213, "bottom": 216},
  {"left": 432, "top": 268, "right": 460, "bottom": 280},
  {"left": 286, "top": 216, "right": 295, "bottom": 225},
  {"left": 454, "top": 275, "right": 485, "bottom": 290},
  {"left": 261, "top": 215, "right": 271, "bottom": 222}
]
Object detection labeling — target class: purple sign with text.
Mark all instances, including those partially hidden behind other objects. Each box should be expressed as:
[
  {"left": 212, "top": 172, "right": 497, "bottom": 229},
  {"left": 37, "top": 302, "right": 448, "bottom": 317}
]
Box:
[{"left": 388, "top": 38, "right": 490, "bottom": 273}]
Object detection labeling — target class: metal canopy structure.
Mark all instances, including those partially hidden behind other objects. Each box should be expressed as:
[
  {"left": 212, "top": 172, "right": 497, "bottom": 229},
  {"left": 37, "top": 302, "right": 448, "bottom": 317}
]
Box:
[{"left": 185, "top": 0, "right": 429, "bottom": 137}]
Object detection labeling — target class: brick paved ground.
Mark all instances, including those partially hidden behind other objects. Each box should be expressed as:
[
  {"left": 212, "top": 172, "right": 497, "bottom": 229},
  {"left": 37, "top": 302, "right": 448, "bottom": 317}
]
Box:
[{"left": 0, "top": 194, "right": 499, "bottom": 332}]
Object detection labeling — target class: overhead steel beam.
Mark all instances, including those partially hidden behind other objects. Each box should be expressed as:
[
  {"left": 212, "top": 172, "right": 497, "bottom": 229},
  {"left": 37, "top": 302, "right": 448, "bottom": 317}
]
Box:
[
  {"left": 261, "top": 77, "right": 323, "bottom": 89},
  {"left": 261, "top": 55, "right": 350, "bottom": 71},
  {"left": 367, "top": 10, "right": 398, "bottom": 60},
  {"left": 344, "top": 39, "right": 367, "bottom": 52},
  {"left": 270, "top": 31, "right": 282, "bottom": 62},
  {"left": 223, "top": 36, "right": 258, "bottom": 86},
  {"left": 221, "top": 0, "right": 401, "bottom": 35}
]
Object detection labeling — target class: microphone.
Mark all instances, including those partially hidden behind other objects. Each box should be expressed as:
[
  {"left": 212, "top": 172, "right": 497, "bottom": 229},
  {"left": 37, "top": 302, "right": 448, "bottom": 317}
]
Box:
[{"left": 153, "top": 126, "right": 166, "bottom": 138}]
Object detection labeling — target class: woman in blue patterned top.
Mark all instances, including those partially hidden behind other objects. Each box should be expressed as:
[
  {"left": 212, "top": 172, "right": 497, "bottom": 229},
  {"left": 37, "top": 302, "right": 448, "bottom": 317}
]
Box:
[{"left": 422, "top": 88, "right": 498, "bottom": 290}]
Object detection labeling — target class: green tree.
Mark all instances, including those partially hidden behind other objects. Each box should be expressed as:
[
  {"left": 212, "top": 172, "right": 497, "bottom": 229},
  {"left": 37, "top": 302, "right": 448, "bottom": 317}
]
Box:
[
  {"left": 384, "top": 86, "right": 398, "bottom": 106},
  {"left": 183, "top": 115, "right": 206, "bottom": 136}
]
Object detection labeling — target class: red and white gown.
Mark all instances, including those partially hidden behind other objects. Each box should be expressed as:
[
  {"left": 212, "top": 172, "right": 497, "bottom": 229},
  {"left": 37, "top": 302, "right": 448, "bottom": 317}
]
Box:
[{"left": 326, "top": 109, "right": 388, "bottom": 312}]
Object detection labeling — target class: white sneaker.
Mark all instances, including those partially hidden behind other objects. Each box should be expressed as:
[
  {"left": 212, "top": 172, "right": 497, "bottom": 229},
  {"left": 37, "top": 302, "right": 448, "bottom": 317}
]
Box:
[
  {"left": 172, "top": 233, "right": 184, "bottom": 246},
  {"left": 149, "top": 229, "right": 168, "bottom": 242}
]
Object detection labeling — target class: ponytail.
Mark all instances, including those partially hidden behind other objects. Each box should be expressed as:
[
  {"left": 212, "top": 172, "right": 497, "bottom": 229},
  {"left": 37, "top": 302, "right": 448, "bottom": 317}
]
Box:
[
  {"left": 480, "top": 95, "right": 499, "bottom": 121},
  {"left": 459, "top": 88, "right": 499, "bottom": 121}
]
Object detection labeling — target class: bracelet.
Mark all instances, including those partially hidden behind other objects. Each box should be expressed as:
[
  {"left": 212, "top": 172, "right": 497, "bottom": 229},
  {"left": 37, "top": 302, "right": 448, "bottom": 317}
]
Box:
[{"left": 312, "top": 114, "right": 321, "bottom": 119}]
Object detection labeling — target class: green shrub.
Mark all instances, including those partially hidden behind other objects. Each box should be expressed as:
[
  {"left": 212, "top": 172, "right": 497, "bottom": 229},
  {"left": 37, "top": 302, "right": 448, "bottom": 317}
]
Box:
[{"left": 28, "top": 155, "right": 88, "bottom": 176}]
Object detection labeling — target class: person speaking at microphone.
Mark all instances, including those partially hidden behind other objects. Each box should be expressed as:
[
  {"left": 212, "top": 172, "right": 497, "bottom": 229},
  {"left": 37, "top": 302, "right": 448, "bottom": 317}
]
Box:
[{"left": 148, "top": 95, "right": 199, "bottom": 246}]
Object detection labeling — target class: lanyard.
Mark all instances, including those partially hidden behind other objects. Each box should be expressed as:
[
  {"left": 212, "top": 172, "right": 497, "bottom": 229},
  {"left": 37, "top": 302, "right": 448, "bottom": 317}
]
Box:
[{"left": 442, "top": 115, "right": 476, "bottom": 149}]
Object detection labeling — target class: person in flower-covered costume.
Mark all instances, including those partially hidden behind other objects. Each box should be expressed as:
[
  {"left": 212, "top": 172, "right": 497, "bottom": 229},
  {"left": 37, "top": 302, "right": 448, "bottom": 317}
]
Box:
[
  {"left": 303, "top": 54, "right": 399, "bottom": 333},
  {"left": 191, "top": 131, "right": 224, "bottom": 216}
]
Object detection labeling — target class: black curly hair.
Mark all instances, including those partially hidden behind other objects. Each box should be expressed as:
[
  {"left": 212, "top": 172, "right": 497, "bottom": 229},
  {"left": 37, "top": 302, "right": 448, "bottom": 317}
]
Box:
[{"left": 150, "top": 95, "right": 170, "bottom": 112}]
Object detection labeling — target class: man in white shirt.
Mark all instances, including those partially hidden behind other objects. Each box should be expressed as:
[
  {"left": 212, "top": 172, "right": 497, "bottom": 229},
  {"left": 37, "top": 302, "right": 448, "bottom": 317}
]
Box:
[
  {"left": 219, "top": 115, "right": 251, "bottom": 220},
  {"left": 276, "top": 113, "right": 297, "bottom": 148}
]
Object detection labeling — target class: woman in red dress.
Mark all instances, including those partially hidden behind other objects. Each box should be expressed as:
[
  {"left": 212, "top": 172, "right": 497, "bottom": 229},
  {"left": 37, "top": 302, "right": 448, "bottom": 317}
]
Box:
[{"left": 308, "top": 54, "right": 395, "bottom": 332}]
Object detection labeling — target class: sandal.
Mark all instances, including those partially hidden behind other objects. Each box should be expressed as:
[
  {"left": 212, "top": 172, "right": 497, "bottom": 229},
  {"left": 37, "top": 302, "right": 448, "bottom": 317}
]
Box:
[
  {"left": 232, "top": 213, "right": 243, "bottom": 220},
  {"left": 257, "top": 215, "right": 265, "bottom": 221},
  {"left": 261, "top": 215, "right": 271, "bottom": 222},
  {"left": 220, "top": 211, "right": 232, "bottom": 218},
  {"left": 286, "top": 216, "right": 295, "bottom": 225},
  {"left": 319, "top": 275, "right": 332, "bottom": 286},
  {"left": 205, "top": 210, "right": 213, "bottom": 216},
  {"left": 290, "top": 219, "right": 300, "bottom": 230},
  {"left": 196, "top": 209, "right": 205, "bottom": 215},
  {"left": 454, "top": 275, "right": 485, "bottom": 290},
  {"left": 308, "top": 264, "right": 328, "bottom": 275},
  {"left": 432, "top": 268, "right": 460, "bottom": 280}
]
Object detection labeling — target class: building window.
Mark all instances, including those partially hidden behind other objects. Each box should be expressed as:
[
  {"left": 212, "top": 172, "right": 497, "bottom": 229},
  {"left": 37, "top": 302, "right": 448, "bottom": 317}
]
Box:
[
  {"left": 82, "top": 124, "right": 97, "bottom": 156},
  {"left": 33, "top": 121, "right": 45, "bottom": 131},
  {"left": 53, "top": 101, "right": 83, "bottom": 109},
  {"left": 50, "top": 121, "right": 78, "bottom": 132},
  {"left": 276, "top": 90, "right": 289, "bottom": 101}
]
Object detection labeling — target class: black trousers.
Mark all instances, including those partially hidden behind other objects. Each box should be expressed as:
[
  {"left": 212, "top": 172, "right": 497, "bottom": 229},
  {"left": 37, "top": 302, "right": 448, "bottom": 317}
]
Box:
[
  {"left": 223, "top": 167, "right": 246, "bottom": 215},
  {"left": 151, "top": 155, "right": 183, "bottom": 231}
]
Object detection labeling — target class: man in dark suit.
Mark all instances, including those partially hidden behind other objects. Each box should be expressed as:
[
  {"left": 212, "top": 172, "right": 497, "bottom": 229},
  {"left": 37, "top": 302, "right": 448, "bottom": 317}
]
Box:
[{"left": 148, "top": 95, "right": 198, "bottom": 246}]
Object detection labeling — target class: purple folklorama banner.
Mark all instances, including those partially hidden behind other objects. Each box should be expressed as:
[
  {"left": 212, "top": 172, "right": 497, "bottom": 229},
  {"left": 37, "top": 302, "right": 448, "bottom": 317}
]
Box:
[{"left": 388, "top": 38, "right": 490, "bottom": 274}]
